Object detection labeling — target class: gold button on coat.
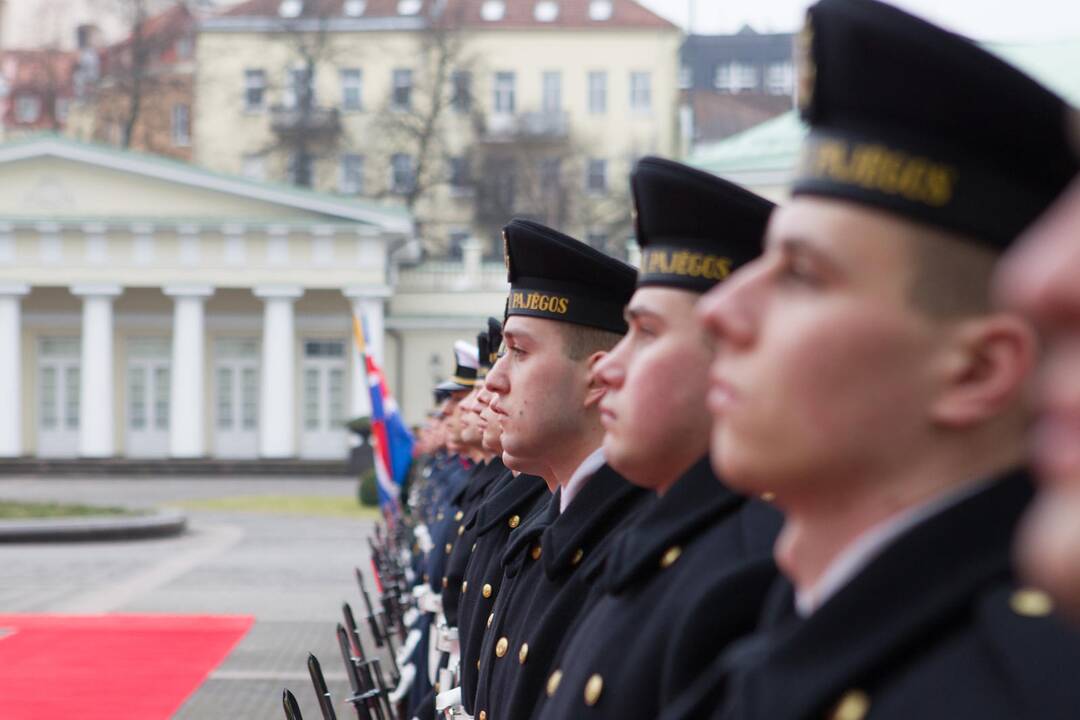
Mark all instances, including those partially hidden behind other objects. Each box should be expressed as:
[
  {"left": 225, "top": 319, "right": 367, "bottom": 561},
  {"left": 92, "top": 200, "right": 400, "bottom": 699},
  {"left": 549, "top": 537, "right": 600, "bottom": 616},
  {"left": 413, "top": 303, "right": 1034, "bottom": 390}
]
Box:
[
  {"left": 487, "top": 612, "right": 494, "bottom": 628},
  {"left": 518, "top": 643, "right": 529, "bottom": 664},
  {"left": 584, "top": 674, "right": 604, "bottom": 706},
  {"left": 508, "top": 514, "right": 521, "bottom": 529},
  {"left": 455, "top": 510, "right": 464, "bottom": 521},
  {"left": 530, "top": 544, "right": 542, "bottom": 560},
  {"left": 830, "top": 689, "right": 870, "bottom": 720},
  {"left": 442, "top": 576, "right": 448, "bottom": 589},
  {"left": 482, "top": 583, "right": 493, "bottom": 598},
  {"left": 660, "top": 546, "right": 682, "bottom": 569},
  {"left": 478, "top": 711, "right": 486, "bottom": 720},
  {"left": 458, "top": 525, "right": 465, "bottom": 536},
  {"left": 445, "top": 543, "right": 453, "bottom": 555},
  {"left": 546, "top": 670, "right": 563, "bottom": 696},
  {"left": 571, "top": 548, "right": 585, "bottom": 566},
  {"left": 495, "top": 637, "right": 509, "bottom": 657},
  {"left": 461, "top": 581, "right": 468, "bottom": 593},
  {"left": 1011, "top": 588, "right": 1054, "bottom": 617}
]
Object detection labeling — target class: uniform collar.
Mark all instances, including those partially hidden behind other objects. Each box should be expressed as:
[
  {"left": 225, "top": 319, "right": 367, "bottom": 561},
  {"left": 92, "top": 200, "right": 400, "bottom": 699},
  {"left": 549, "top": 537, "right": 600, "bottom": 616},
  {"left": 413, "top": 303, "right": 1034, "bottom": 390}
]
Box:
[
  {"left": 502, "top": 491, "right": 561, "bottom": 569},
  {"left": 541, "top": 464, "right": 648, "bottom": 578},
  {"left": 602, "top": 456, "right": 743, "bottom": 594},
  {"left": 795, "top": 476, "right": 996, "bottom": 617},
  {"left": 734, "top": 467, "right": 1033, "bottom": 720},
  {"left": 560, "top": 446, "right": 607, "bottom": 513},
  {"left": 474, "top": 472, "right": 548, "bottom": 535},
  {"left": 463, "top": 457, "right": 508, "bottom": 505}
]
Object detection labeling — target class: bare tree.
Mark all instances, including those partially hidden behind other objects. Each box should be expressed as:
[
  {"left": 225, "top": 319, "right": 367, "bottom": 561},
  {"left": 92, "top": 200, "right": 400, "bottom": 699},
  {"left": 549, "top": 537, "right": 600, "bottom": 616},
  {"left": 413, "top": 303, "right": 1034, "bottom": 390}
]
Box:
[
  {"left": 369, "top": 3, "right": 478, "bottom": 232},
  {"left": 255, "top": 0, "right": 346, "bottom": 188},
  {"left": 78, "top": 0, "right": 196, "bottom": 153},
  {"left": 471, "top": 133, "right": 634, "bottom": 260}
]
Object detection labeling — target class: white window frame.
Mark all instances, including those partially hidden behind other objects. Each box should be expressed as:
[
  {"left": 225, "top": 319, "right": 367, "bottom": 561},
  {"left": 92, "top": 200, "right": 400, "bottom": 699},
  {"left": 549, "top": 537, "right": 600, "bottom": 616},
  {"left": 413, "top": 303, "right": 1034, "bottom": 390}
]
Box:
[
  {"left": 493, "top": 71, "right": 516, "bottom": 115},
  {"left": 244, "top": 68, "right": 266, "bottom": 111},
  {"left": 392, "top": 68, "right": 413, "bottom": 111},
  {"left": 339, "top": 153, "right": 364, "bottom": 194},
  {"left": 766, "top": 61, "right": 794, "bottom": 95},
  {"left": 586, "top": 158, "right": 607, "bottom": 194},
  {"left": 541, "top": 70, "right": 561, "bottom": 113},
  {"left": 171, "top": 103, "right": 191, "bottom": 147},
  {"left": 340, "top": 68, "right": 363, "bottom": 111},
  {"left": 629, "top": 71, "right": 652, "bottom": 113},
  {"left": 390, "top": 153, "right": 414, "bottom": 194},
  {"left": 587, "top": 71, "right": 607, "bottom": 114}
]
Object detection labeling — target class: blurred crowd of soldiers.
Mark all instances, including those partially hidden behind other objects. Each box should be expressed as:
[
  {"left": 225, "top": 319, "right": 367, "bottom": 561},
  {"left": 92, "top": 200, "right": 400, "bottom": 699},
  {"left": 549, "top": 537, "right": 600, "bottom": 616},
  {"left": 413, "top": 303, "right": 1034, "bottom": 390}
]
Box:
[{"left": 286, "top": 0, "right": 1080, "bottom": 717}]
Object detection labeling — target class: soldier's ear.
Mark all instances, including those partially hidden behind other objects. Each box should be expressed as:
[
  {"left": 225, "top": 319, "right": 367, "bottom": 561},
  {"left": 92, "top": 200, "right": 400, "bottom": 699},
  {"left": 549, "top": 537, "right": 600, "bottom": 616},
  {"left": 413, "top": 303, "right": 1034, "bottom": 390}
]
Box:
[
  {"left": 929, "top": 313, "right": 1037, "bottom": 427},
  {"left": 582, "top": 350, "right": 609, "bottom": 409}
]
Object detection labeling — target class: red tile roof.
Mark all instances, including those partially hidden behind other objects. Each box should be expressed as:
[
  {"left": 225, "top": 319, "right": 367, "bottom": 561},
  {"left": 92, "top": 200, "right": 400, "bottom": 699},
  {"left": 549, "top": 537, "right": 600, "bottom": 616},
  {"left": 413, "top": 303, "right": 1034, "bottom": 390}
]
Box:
[{"left": 222, "top": 0, "right": 677, "bottom": 30}]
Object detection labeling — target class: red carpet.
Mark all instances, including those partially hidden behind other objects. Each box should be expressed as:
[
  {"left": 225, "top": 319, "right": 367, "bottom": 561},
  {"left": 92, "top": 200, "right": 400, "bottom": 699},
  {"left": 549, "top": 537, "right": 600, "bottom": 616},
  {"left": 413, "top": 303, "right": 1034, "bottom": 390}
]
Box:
[{"left": 0, "top": 614, "right": 254, "bottom": 720}]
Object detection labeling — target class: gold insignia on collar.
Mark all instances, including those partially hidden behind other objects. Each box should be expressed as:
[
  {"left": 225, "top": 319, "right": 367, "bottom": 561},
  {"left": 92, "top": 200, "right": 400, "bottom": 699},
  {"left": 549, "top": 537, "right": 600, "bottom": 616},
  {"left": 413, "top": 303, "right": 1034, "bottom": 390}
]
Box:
[
  {"left": 502, "top": 229, "right": 511, "bottom": 271},
  {"left": 796, "top": 11, "right": 817, "bottom": 114},
  {"left": 1011, "top": 587, "right": 1054, "bottom": 617},
  {"left": 830, "top": 689, "right": 870, "bottom": 720}
]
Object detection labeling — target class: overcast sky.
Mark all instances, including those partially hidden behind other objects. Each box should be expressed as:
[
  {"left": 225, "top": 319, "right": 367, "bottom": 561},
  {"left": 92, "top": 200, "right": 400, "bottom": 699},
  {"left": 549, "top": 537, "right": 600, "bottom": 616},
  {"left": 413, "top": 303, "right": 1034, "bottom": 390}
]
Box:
[{"left": 638, "top": 0, "right": 1080, "bottom": 42}]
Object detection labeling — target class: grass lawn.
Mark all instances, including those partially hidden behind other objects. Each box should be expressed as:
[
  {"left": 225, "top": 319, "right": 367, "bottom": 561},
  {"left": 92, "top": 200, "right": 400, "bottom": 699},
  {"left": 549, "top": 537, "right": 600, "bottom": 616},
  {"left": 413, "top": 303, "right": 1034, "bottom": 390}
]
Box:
[
  {"left": 171, "top": 494, "right": 381, "bottom": 520},
  {"left": 0, "top": 500, "right": 142, "bottom": 519}
]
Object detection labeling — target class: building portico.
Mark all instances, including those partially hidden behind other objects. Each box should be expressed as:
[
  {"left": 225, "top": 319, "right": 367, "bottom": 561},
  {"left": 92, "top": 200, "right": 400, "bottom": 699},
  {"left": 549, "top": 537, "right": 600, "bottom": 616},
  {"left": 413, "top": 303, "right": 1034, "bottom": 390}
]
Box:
[{"left": 0, "top": 135, "right": 411, "bottom": 461}]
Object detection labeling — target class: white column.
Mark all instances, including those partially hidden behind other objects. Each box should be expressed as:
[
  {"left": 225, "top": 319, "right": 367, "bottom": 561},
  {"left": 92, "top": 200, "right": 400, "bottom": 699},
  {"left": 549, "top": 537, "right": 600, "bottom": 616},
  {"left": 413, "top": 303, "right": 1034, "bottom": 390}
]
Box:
[
  {"left": 72, "top": 284, "right": 122, "bottom": 458},
  {"left": 164, "top": 285, "right": 213, "bottom": 458},
  {"left": 344, "top": 285, "right": 391, "bottom": 419},
  {"left": 0, "top": 284, "right": 30, "bottom": 457},
  {"left": 255, "top": 285, "right": 303, "bottom": 458}
]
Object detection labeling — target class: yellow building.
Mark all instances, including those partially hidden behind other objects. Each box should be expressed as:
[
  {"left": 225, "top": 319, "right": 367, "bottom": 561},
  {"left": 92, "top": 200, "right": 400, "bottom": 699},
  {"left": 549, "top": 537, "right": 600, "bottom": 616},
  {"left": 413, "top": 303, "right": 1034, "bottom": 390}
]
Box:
[
  {"left": 0, "top": 134, "right": 494, "bottom": 461},
  {"left": 194, "top": 0, "right": 682, "bottom": 256}
]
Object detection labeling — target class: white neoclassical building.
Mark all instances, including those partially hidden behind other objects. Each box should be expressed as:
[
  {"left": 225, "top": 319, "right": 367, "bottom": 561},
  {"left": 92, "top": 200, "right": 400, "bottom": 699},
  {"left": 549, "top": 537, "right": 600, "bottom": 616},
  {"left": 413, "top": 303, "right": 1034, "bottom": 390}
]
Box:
[{"left": 0, "top": 134, "right": 427, "bottom": 461}]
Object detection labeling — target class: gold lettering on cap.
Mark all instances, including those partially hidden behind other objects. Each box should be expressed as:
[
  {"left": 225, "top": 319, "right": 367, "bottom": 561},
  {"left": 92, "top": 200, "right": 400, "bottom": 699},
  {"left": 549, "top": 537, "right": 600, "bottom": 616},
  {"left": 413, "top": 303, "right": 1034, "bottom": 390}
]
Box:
[
  {"left": 643, "top": 249, "right": 732, "bottom": 281},
  {"left": 802, "top": 139, "right": 957, "bottom": 208},
  {"left": 509, "top": 290, "right": 570, "bottom": 315}
]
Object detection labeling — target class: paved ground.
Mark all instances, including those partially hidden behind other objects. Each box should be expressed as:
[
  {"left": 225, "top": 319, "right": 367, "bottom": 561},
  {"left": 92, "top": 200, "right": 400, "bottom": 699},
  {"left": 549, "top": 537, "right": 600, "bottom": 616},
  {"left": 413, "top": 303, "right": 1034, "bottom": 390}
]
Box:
[{"left": 0, "top": 476, "right": 389, "bottom": 719}]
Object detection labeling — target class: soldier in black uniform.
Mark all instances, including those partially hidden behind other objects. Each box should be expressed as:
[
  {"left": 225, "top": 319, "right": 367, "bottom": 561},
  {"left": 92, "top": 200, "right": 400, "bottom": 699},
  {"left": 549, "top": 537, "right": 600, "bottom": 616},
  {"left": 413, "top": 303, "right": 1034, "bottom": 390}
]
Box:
[
  {"left": 406, "top": 340, "right": 480, "bottom": 716},
  {"left": 454, "top": 342, "right": 550, "bottom": 717},
  {"left": 670, "top": 1, "right": 1080, "bottom": 718},
  {"left": 534, "top": 157, "right": 783, "bottom": 720},
  {"left": 998, "top": 151, "right": 1080, "bottom": 620},
  {"left": 472, "top": 219, "right": 651, "bottom": 720}
]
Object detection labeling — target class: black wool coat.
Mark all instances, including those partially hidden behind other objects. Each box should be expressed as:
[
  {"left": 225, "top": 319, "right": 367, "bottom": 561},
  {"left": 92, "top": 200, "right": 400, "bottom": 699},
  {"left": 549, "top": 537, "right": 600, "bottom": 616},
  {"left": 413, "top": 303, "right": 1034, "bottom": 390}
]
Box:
[
  {"left": 473, "top": 464, "right": 652, "bottom": 720},
  {"left": 459, "top": 471, "right": 551, "bottom": 715},
  {"left": 534, "top": 457, "right": 781, "bottom": 720},
  {"left": 672, "top": 468, "right": 1080, "bottom": 720}
]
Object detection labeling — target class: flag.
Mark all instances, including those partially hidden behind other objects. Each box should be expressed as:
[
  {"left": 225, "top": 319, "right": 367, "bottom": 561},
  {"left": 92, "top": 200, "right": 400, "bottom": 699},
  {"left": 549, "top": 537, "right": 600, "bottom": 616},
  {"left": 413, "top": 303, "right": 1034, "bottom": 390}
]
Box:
[{"left": 352, "top": 315, "right": 414, "bottom": 513}]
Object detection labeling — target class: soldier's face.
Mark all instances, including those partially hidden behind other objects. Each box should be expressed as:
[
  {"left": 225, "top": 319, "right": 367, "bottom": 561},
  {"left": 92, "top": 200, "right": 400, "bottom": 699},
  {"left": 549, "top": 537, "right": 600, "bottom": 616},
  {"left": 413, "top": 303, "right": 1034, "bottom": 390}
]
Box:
[
  {"left": 444, "top": 392, "right": 468, "bottom": 451},
  {"left": 697, "top": 197, "right": 942, "bottom": 502},
  {"left": 459, "top": 388, "right": 483, "bottom": 447},
  {"left": 486, "top": 316, "right": 595, "bottom": 474},
  {"left": 997, "top": 177, "right": 1080, "bottom": 616},
  {"left": 480, "top": 394, "right": 504, "bottom": 456},
  {"left": 595, "top": 287, "right": 714, "bottom": 493}
]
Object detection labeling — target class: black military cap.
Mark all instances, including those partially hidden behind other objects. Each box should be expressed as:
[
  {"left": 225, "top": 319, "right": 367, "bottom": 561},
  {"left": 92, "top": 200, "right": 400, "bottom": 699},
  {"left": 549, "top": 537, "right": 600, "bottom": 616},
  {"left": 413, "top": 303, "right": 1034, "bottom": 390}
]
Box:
[
  {"left": 631, "top": 156, "right": 774, "bottom": 293},
  {"left": 476, "top": 330, "right": 490, "bottom": 379},
  {"left": 502, "top": 219, "right": 637, "bottom": 333},
  {"left": 486, "top": 317, "right": 502, "bottom": 366},
  {"left": 435, "top": 340, "right": 478, "bottom": 392},
  {"left": 794, "top": 0, "right": 1080, "bottom": 249}
]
